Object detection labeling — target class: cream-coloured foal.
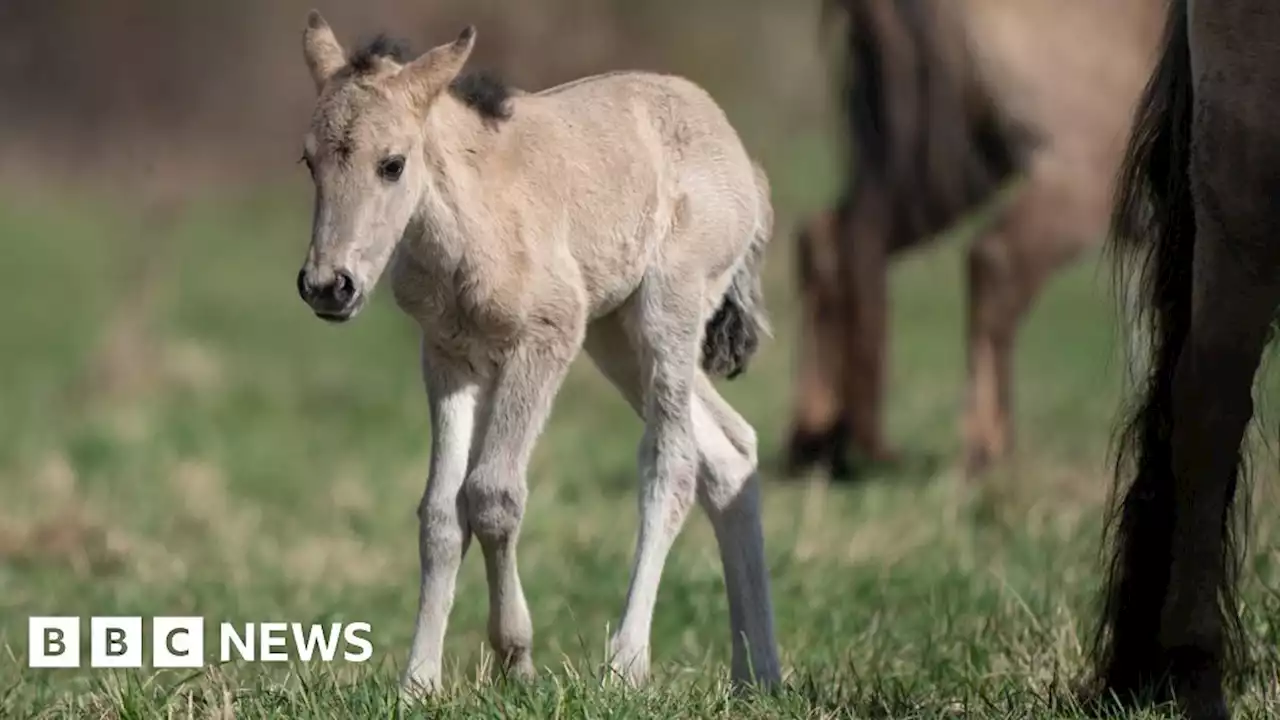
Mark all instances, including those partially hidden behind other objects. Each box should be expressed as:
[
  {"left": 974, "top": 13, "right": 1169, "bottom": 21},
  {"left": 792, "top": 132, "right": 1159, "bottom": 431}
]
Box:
[{"left": 294, "top": 12, "right": 781, "bottom": 693}]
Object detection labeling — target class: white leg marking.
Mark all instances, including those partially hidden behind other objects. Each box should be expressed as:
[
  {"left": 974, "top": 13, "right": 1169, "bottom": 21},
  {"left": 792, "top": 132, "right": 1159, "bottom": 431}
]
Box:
[{"left": 402, "top": 345, "right": 482, "bottom": 696}]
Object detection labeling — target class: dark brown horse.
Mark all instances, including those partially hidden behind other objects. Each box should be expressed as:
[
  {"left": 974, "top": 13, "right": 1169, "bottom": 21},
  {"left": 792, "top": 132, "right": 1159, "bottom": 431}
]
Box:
[
  {"left": 785, "top": 0, "right": 1164, "bottom": 478},
  {"left": 1095, "top": 2, "right": 1280, "bottom": 718}
]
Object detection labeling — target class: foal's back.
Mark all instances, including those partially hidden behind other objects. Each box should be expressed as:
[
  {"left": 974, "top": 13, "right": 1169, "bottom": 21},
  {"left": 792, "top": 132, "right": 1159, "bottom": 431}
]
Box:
[{"left": 497, "top": 72, "right": 765, "bottom": 316}]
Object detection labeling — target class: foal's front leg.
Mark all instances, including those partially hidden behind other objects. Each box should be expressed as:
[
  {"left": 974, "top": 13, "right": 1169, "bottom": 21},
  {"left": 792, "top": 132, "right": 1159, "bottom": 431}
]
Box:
[
  {"left": 403, "top": 347, "right": 483, "bottom": 696},
  {"left": 466, "top": 337, "right": 577, "bottom": 680}
]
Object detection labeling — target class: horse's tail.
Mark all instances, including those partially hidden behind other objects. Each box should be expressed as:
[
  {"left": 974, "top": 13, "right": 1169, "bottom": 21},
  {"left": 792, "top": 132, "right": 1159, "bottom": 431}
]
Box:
[
  {"left": 1094, "top": 0, "right": 1236, "bottom": 700},
  {"left": 701, "top": 162, "right": 773, "bottom": 380}
]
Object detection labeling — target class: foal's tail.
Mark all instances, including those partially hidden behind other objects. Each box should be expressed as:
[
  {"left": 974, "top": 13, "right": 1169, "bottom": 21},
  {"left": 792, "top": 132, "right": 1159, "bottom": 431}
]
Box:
[
  {"left": 701, "top": 162, "right": 773, "bottom": 380},
  {"left": 1093, "top": 0, "right": 1247, "bottom": 700}
]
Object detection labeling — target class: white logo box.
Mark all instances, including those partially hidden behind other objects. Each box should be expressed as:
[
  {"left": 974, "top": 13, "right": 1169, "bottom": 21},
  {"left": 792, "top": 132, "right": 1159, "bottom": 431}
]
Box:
[{"left": 30, "top": 616, "right": 204, "bottom": 669}]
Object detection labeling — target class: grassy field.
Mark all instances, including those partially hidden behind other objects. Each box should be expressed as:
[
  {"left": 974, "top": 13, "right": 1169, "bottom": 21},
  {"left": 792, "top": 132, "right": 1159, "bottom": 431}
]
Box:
[{"left": 3, "top": 142, "right": 1280, "bottom": 719}]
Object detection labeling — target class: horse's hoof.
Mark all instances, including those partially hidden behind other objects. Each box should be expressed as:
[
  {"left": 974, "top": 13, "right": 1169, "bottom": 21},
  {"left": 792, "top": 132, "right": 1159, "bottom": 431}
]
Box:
[
  {"left": 1173, "top": 650, "right": 1230, "bottom": 720},
  {"left": 964, "top": 446, "right": 997, "bottom": 478},
  {"left": 1181, "top": 695, "right": 1230, "bottom": 720},
  {"left": 782, "top": 427, "right": 837, "bottom": 478}
]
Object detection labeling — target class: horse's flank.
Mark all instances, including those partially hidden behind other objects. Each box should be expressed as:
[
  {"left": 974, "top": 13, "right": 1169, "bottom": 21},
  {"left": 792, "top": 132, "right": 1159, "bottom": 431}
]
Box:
[
  {"left": 784, "top": 0, "right": 1165, "bottom": 476},
  {"left": 965, "top": 0, "right": 1165, "bottom": 176}
]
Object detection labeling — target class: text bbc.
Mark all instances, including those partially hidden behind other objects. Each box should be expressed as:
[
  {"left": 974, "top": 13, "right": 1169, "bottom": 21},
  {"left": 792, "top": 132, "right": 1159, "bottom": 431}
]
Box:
[{"left": 28, "top": 617, "right": 373, "bottom": 668}]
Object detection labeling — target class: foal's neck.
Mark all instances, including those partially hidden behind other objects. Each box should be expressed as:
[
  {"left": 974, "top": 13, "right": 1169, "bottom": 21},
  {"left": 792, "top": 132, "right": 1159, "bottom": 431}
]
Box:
[{"left": 408, "top": 95, "right": 508, "bottom": 263}]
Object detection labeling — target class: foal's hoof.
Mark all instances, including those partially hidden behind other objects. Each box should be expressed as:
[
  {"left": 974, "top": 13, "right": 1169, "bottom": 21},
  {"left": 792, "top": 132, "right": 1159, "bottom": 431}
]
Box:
[
  {"left": 729, "top": 663, "right": 783, "bottom": 695},
  {"left": 396, "top": 676, "right": 432, "bottom": 707},
  {"left": 605, "top": 639, "right": 650, "bottom": 687},
  {"left": 499, "top": 652, "right": 538, "bottom": 683},
  {"left": 398, "top": 672, "right": 442, "bottom": 706}
]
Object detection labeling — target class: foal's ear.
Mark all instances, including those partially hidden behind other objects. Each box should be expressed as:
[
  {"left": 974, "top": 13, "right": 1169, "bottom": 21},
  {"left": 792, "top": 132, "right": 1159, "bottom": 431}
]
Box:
[
  {"left": 303, "top": 10, "right": 346, "bottom": 92},
  {"left": 395, "top": 26, "right": 478, "bottom": 110}
]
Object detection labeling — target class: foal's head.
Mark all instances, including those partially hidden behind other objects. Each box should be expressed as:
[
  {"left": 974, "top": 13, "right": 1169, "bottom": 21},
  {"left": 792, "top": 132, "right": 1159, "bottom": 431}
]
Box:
[{"left": 295, "top": 11, "right": 476, "bottom": 323}]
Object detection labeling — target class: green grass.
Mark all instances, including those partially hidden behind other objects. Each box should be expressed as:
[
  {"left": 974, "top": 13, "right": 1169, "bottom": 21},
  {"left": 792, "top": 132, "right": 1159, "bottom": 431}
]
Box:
[{"left": 3, "top": 147, "right": 1280, "bottom": 719}]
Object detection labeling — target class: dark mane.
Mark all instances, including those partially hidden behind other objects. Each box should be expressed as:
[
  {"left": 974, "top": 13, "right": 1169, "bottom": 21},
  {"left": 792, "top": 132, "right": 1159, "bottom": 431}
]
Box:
[
  {"left": 347, "top": 34, "right": 413, "bottom": 75},
  {"left": 448, "top": 72, "right": 514, "bottom": 123},
  {"left": 345, "top": 33, "right": 513, "bottom": 124}
]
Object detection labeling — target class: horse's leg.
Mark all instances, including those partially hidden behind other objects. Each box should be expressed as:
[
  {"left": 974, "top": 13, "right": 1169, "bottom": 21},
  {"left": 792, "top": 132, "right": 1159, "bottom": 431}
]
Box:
[
  {"left": 838, "top": 193, "right": 895, "bottom": 467},
  {"left": 1101, "top": 32, "right": 1280, "bottom": 715},
  {"left": 603, "top": 275, "right": 703, "bottom": 686},
  {"left": 585, "top": 316, "right": 780, "bottom": 687},
  {"left": 963, "top": 178, "right": 1093, "bottom": 475},
  {"left": 1096, "top": 7, "right": 1280, "bottom": 715},
  {"left": 786, "top": 210, "right": 850, "bottom": 477},
  {"left": 964, "top": 223, "right": 1018, "bottom": 475},
  {"left": 1122, "top": 215, "right": 1280, "bottom": 717},
  {"left": 1155, "top": 230, "right": 1278, "bottom": 718},
  {"left": 464, "top": 328, "right": 580, "bottom": 681},
  {"left": 402, "top": 344, "right": 483, "bottom": 696},
  {"left": 1159, "top": 109, "right": 1280, "bottom": 720}
]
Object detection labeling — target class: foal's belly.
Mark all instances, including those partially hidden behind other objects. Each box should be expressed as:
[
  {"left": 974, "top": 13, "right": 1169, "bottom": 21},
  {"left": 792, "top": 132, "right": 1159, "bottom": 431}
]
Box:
[
  {"left": 576, "top": 232, "right": 655, "bottom": 321},
  {"left": 585, "top": 272, "right": 646, "bottom": 320}
]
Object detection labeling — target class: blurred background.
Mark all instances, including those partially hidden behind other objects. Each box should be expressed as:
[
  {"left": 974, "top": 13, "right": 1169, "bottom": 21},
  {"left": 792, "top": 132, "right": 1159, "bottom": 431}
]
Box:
[
  {"left": 3, "top": 0, "right": 1280, "bottom": 717},
  {"left": 0, "top": 0, "right": 826, "bottom": 188}
]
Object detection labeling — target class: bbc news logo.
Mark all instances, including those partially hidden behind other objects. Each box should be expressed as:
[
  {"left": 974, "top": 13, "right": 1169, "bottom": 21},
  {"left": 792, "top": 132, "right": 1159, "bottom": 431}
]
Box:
[{"left": 28, "top": 617, "right": 373, "bottom": 668}]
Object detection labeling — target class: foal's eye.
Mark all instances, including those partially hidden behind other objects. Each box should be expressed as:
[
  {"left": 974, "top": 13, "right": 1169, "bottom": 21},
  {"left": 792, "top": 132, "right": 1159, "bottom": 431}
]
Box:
[{"left": 378, "top": 155, "right": 406, "bottom": 182}]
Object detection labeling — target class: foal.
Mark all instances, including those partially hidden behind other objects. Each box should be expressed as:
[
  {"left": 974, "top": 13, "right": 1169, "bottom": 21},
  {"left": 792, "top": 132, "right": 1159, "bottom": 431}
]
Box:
[
  {"left": 1098, "top": 1, "right": 1280, "bottom": 718},
  {"left": 293, "top": 12, "right": 780, "bottom": 693}
]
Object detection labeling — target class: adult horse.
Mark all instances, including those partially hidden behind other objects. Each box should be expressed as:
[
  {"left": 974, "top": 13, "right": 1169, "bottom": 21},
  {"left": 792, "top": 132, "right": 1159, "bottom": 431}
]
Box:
[
  {"left": 1096, "top": 2, "right": 1280, "bottom": 718},
  {"left": 784, "top": 0, "right": 1165, "bottom": 478}
]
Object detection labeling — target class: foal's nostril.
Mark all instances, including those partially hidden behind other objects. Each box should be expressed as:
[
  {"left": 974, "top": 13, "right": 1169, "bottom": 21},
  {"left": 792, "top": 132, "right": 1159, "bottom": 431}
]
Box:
[
  {"left": 298, "top": 267, "right": 358, "bottom": 314},
  {"left": 333, "top": 270, "right": 357, "bottom": 306},
  {"left": 296, "top": 268, "right": 311, "bottom": 301}
]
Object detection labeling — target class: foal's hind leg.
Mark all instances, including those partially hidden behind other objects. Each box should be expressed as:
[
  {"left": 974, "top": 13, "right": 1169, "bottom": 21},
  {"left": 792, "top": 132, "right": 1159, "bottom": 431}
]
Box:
[
  {"left": 692, "top": 373, "right": 781, "bottom": 686},
  {"left": 585, "top": 316, "right": 780, "bottom": 687},
  {"left": 605, "top": 276, "right": 705, "bottom": 685},
  {"left": 465, "top": 327, "right": 582, "bottom": 680}
]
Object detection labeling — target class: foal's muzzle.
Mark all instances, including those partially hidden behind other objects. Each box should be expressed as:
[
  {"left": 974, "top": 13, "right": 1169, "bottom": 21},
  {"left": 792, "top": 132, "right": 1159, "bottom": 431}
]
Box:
[{"left": 297, "top": 267, "right": 364, "bottom": 323}]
